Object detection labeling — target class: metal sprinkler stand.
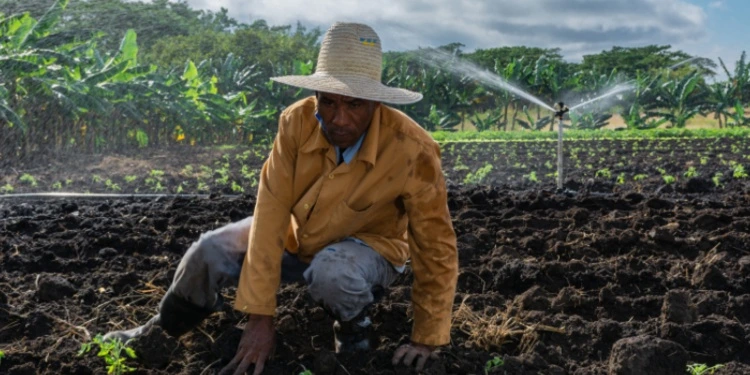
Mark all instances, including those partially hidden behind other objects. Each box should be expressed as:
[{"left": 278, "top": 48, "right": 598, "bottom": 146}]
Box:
[{"left": 554, "top": 102, "right": 569, "bottom": 191}]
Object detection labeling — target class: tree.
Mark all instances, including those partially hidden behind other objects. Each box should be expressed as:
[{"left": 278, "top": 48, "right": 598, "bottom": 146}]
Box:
[
  {"left": 465, "top": 46, "right": 563, "bottom": 71},
  {"left": 580, "top": 45, "right": 715, "bottom": 78}
]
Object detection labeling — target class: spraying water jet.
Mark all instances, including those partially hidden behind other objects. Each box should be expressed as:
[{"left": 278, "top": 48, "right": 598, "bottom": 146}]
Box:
[{"left": 417, "top": 50, "right": 636, "bottom": 192}]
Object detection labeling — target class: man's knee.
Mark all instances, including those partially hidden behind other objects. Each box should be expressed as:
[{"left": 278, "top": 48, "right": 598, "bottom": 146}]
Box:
[{"left": 304, "top": 248, "right": 374, "bottom": 321}]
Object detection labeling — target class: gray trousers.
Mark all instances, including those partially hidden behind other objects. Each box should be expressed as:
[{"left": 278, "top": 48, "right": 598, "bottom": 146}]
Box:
[{"left": 168, "top": 216, "right": 400, "bottom": 322}]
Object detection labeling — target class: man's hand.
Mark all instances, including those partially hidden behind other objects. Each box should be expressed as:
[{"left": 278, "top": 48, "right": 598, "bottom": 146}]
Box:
[
  {"left": 391, "top": 342, "right": 439, "bottom": 371},
  {"left": 219, "top": 314, "right": 275, "bottom": 375}
]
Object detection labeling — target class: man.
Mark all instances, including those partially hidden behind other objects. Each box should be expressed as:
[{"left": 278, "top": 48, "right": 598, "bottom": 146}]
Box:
[{"left": 104, "top": 22, "right": 458, "bottom": 375}]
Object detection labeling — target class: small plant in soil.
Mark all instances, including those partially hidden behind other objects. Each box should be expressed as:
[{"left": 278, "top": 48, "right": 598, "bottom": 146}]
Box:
[
  {"left": 595, "top": 168, "right": 612, "bottom": 179},
  {"left": 733, "top": 164, "right": 748, "bottom": 179},
  {"left": 684, "top": 166, "right": 699, "bottom": 178},
  {"left": 525, "top": 171, "right": 538, "bottom": 183},
  {"left": 51, "top": 181, "right": 63, "bottom": 190},
  {"left": 687, "top": 363, "right": 724, "bottom": 375},
  {"left": 0, "top": 349, "right": 5, "bottom": 366},
  {"left": 663, "top": 175, "right": 676, "bottom": 184},
  {"left": 712, "top": 172, "right": 724, "bottom": 187},
  {"left": 633, "top": 174, "right": 648, "bottom": 181},
  {"left": 616, "top": 173, "right": 626, "bottom": 185},
  {"left": 104, "top": 179, "right": 121, "bottom": 192},
  {"left": 464, "top": 163, "right": 493, "bottom": 185},
  {"left": 19, "top": 173, "right": 37, "bottom": 187},
  {"left": 124, "top": 175, "right": 138, "bottom": 184},
  {"left": 78, "top": 334, "right": 137, "bottom": 375},
  {"left": 484, "top": 356, "right": 504, "bottom": 374},
  {"left": 1, "top": 183, "right": 14, "bottom": 193}
]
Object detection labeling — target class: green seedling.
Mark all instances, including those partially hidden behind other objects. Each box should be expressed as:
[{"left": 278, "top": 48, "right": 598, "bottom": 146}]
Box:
[
  {"left": 616, "top": 173, "right": 626, "bottom": 185},
  {"left": 633, "top": 174, "right": 648, "bottom": 182},
  {"left": 712, "top": 172, "right": 724, "bottom": 188},
  {"left": 104, "top": 179, "right": 121, "bottom": 191},
  {"left": 124, "top": 175, "right": 138, "bottom": 184},
  {"left": 663, "top": 175, "right": 676, "bottom": 184},
  {"left": 484, "top": 356, "right": 504, "bottom": 374},
  {"left": 687, "top": 363, "right": 724, "bottom": 375},
  {"left": 0, "top": 183, "right": 14, "bottom": 193},
  {"left": 684, "top": 166, "right": 699, "bottom": 178},
  {"left": 92, "top": 174, "right": 102, "bottom": 184},
  {"left": 19, "top": 173, "right": 37, "bottom": 187},
  {"left": 595, "top": 168, "right": 612, "bottom": 179},
  {"left": 51, "top": 181, "right": 63, "bottom": 190},
  {"left": 78, "top": 334, "right": 137, "bottom": 375},
  {"left": 0, "top": 349, "right": 5, "bottom": 366},
  {"left": 525, "top": 171, "right": 538, "bottom": 183},
  {"left": 733, "top": 164, "right": 748, "bottom": 179},
  {"left": 231, "top": 181, "right": 245, "bottom": 193}
]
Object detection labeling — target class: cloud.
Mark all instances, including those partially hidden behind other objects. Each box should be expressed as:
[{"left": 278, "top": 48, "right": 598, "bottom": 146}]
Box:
[
  {"left": 183, "top": 0, "right": 707, "bottom": 61},
  {"left": 708, "top": 1, "right": 726, "bottom": 9}
]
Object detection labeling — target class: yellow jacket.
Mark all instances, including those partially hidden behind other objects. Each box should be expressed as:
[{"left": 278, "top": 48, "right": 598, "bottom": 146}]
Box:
[{"left": 234, "top": 96, "right": 458, "bottom": 346}]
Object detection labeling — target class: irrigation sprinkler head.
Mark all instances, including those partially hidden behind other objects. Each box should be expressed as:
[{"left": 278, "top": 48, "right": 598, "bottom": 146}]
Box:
[{"left": 554, "top": 102, "right": 569, "bottom": 119}]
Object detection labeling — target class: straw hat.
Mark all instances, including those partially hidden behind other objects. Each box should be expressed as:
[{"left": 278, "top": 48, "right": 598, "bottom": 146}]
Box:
[{"left": 271, "top": 22, "right": 423, "bottom": 105}]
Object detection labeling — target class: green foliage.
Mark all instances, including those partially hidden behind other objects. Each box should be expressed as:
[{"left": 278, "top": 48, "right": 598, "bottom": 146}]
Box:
[
  {"left": 463, "top": 163, "right": 493, "bottom": 185},
  {"left": 124, "top": 175, "right": 137, "bottom": 184},
  {"left": 78, "top": 334, "right": 137, "bottom": 375},
  {"left": 616, "top": 173, "right": 626, "bottom": 185},
  {"left": 484, "top": 356, "right": 504, "bottom": 374},
  {"left": 0, "top": 349, "right": 5, "bottom": 366},
  {"left": 712, "top": 172, "right": 724, "bottom": 187},
  {"left": 733, "top": 164, "right": 748, "bottom": 179},
  {"left": 633, "top": 174, "right": 648, "bottom": 181},
  {"left": 595, "top": 168, "right": 612, "bottom": 179},
  {"left": 526, "top": 171, "right": 538, "bottom": 183},
  {"left": 687, "top": 363, "right": 724, "bottom": 375},
  {"left": 684, "top": 166, "right": 699, "bottom": 178},
  {"left": 19, "top": 173, "right": 38, "bottom": 187},
  {"left": 663, "top": 175, "right": 676, "bottom": 184},
  {"left": 51, "top": 181, "right": 63, "bottom": 190}
]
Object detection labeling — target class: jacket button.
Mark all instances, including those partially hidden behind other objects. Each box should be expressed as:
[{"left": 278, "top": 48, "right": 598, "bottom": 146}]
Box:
[
  {"left": 304, "top": 203, "right": 310, "bottom": 210},
  {"left": 328, "top": 173, "right": 335, "bottom": 179},
  {"left": 303, "top": 234, "right": 309, "bottom": 239}
]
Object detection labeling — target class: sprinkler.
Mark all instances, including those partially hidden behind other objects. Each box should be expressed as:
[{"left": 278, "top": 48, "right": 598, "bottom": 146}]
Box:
[{"left": 554, "top": 102, "right": 569, "bottom": 191}]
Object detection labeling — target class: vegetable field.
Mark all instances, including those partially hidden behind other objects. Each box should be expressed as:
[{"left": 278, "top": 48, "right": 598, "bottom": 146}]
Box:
[{"left": 1, "top": 138, "right": 750, "bottom": 374}]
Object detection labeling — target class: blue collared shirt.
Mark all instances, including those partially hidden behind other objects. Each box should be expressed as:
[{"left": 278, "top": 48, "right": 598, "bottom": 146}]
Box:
[{"left": 315, "top": 112, "right": 366, "bottom": 165}]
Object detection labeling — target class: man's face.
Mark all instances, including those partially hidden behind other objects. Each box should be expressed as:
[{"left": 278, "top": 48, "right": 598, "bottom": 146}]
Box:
[{"left": 316, "top": 92, "right": 380, "bottom": 148}]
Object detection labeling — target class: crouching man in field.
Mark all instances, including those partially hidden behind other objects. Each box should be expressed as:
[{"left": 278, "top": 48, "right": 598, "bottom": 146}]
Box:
[{"left": 104, "top": 22, "right": 458, "bottom": 375}]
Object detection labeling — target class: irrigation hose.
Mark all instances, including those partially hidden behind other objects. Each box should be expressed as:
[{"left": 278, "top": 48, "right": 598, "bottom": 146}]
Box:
[{"left": 0, "top": 192, "right": 242, "bottom": 200}]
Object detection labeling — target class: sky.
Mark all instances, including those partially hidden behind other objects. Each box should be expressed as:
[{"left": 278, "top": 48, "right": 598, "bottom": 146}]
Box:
[{"left": 177, "top": 0, "right": 747, "bottom": 81}]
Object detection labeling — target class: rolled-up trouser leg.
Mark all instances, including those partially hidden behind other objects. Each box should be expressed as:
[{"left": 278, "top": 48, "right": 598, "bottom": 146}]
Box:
[{"left": 303, "top": 240, "right": 400, "bottom": 322}]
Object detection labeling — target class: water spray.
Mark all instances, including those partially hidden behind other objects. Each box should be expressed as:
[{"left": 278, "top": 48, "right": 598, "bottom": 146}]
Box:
[{"left": 554, "top": 102, "right": 569, "bottom": 191}]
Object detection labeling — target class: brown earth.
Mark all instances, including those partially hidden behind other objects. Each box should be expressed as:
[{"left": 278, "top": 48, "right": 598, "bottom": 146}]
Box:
[{"left": 2, "top": 140, "right": 750, "bottom": 374}]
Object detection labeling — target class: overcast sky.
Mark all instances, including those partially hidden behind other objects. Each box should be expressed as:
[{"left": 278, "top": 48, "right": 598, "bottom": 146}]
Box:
[{"left": 179, "top": 0, "right": 746, "bottom": 80}]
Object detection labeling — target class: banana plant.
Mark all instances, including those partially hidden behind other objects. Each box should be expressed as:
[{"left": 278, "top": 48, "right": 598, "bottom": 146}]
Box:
[{"left": 650, "top": 70, "right": 707, "bottom": 128}]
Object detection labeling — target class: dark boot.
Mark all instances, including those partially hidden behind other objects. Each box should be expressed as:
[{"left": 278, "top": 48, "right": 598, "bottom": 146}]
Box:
[
  {"left": 158, "top": 292, "right": 216, "bottom": 337},
  {"left": 333, "top": 314, "right": 372, "bottom": 353},
  {"left": 103, "top": 293, "right": 215, "bottom": 342}
]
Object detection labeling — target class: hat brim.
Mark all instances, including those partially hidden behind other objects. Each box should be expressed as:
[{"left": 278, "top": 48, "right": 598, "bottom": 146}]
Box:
[{"left": 271, "top": 73, "right": 423, "bottom": 105}]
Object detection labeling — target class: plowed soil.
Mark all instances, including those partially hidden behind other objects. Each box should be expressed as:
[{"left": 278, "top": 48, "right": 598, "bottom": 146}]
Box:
[{"left": 2, "top": 139, "right": 750, "bottom": 374}]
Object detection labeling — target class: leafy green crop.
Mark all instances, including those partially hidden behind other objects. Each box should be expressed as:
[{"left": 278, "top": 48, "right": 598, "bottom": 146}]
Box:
[
  {"left": 687, "top": 363, "right": 724, "bottom": 375},
  {"left": 78, "top": 334, "right": 137, "bottom": 374},
  {"left": 484, "top": 356, "right": 504, "bottom": 374}
]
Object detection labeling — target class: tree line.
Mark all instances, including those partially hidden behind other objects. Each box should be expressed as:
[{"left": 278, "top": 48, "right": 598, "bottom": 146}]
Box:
[{"left": 1, "top": 0, "right": 749, "bottom": 163}]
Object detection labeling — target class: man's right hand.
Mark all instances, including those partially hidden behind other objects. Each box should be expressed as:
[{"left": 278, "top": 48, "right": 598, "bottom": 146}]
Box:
[{"left": 219, "top": 314, "right": 275, "bottom": 375}]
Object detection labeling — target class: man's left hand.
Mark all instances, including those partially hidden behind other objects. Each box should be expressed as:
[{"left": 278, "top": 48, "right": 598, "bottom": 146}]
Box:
[{"left": 391, "top": 342, "right": 439, "bottom": 371}]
